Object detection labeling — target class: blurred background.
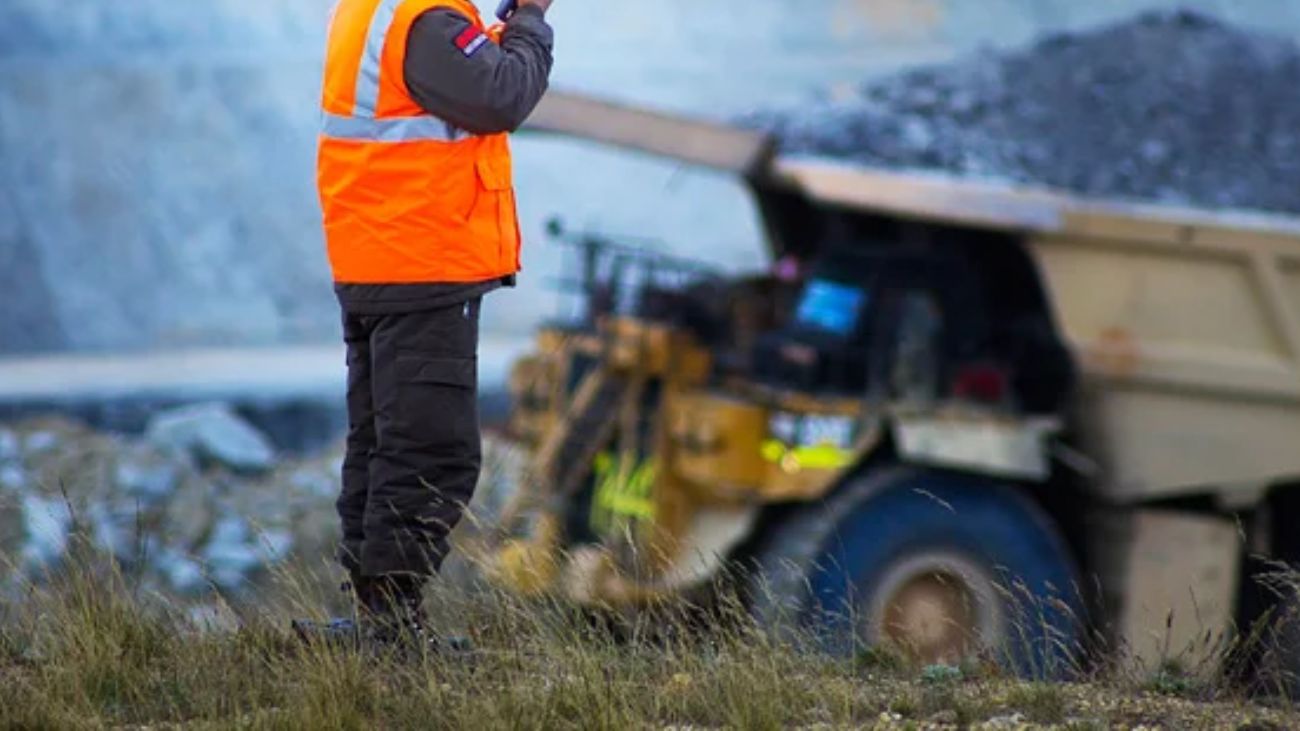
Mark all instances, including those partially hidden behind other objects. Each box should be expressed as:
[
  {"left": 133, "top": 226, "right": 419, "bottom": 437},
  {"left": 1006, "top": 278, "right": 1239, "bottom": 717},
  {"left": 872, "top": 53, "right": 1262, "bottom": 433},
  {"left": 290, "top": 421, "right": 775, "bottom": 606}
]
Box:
[
  {"left": 7, "top": 0, "right": 1300, "bottom": 356},
  {"left": 2, "top": 0, "right": 1299, "bottom": 598}
]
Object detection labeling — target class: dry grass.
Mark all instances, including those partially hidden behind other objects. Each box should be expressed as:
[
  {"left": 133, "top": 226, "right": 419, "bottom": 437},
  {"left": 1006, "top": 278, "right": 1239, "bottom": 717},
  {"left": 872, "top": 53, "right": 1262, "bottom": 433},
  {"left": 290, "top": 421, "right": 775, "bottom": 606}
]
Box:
[{"left": 3, "top": 542, "right": 1299, "bottom": 731}]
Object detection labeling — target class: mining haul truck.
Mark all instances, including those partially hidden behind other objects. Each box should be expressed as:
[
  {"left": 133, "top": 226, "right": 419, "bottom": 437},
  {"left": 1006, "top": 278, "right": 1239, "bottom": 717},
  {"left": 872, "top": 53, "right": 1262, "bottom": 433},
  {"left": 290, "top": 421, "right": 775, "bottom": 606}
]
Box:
[{"left": 488, "top": 91, "right": 1300, "bottom": 677}]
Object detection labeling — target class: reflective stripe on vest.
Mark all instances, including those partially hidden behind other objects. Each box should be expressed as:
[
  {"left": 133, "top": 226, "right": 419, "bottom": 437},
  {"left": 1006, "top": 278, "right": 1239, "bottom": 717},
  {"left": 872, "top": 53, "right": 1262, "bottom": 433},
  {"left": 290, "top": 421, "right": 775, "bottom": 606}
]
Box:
[
  {"left": 323, "top": 0, "right": 465, "bottom": 143},
  {"left": 321, "top": 112, "right": 470, "bottom": 143},
  {"left": 352, "top": 0, "right": 401, "bottom": 117}
]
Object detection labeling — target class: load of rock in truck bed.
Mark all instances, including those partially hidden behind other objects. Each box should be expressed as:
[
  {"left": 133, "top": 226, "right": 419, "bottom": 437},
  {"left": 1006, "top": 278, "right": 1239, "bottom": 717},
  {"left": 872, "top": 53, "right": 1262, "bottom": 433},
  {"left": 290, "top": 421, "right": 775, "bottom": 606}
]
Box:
[{"left": 746, "top": 11, "right": 1300, "bottom": 216}]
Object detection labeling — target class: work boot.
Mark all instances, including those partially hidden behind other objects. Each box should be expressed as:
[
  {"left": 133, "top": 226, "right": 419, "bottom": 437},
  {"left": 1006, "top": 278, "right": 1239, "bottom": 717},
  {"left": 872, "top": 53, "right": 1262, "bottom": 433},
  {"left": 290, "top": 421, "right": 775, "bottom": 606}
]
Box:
[
  {"left": 362, "top": 574, "right": 475, "bottom": 660},
  {"left": 290, "top": 574, "right": 372, "bottom": 649},
  {"left": 362, "top": 574, "right": 435, "bottom": 653},
  {"left": 291, "top": 616, "right": 360, "bottom": 648}
]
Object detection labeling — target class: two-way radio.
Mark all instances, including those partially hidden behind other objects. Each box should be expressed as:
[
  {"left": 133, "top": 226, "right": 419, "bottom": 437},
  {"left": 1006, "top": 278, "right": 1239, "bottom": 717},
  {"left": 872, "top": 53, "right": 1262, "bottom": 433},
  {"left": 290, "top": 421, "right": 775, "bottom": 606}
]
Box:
[{"left": 496, "top": 0, "right": 518, "bottom": 21}]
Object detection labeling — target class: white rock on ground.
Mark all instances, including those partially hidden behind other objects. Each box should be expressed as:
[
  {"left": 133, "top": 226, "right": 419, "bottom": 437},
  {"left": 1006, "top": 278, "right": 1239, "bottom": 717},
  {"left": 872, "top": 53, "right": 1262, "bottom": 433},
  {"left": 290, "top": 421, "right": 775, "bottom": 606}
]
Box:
[
  {"left": 0, "top": 428, "right": 19, "bottom": 461},
  {"left": 145, "top": 402, "right": 277, "bottom": 474},
  {"left": 114, "top": 443, "right": 188, "bottom": 505},
  {"left": 22, "top": 430, "right": 59, "bottom": 455}
]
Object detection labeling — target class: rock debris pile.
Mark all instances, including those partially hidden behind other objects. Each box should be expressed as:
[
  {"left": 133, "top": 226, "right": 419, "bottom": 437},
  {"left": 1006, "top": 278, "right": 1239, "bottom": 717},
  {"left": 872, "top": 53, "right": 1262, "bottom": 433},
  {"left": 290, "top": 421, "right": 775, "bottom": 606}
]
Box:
[
  {"left": 748, "top": 11, "right": 1300, "bottom": 215},
  {"left": 0, "top": 409, "right": 521, "bottom": 598},
  {"left": 0, "top": 411, "right": 338, "bottom": 596}
]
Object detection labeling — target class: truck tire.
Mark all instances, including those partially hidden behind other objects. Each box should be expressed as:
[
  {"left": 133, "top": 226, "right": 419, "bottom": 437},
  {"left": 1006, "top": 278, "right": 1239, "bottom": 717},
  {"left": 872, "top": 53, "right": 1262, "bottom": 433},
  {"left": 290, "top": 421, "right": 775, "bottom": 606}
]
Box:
[
  {"left": 745, "top": 467, "right": 1084, "bottom": 678},
  {"left": 1263, "top": 584, "right": 1300, "bottom": 699}
]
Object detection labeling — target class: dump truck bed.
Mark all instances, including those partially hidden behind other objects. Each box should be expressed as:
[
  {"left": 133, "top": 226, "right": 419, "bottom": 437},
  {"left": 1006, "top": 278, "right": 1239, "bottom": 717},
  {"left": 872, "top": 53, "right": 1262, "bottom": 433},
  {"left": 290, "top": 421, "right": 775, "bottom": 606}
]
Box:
[{"left": 525, "top": 91, "right": 1300, "bottom": 501}]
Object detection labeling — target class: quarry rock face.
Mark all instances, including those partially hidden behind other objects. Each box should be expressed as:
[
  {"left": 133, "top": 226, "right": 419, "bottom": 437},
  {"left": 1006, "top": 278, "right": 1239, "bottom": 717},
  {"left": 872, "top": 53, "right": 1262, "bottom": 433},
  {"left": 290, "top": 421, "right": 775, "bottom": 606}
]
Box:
[
  {"left": 749, "top": 11, "right": 1300, "bottom": 216},
  {"left": 0, "top": 0, "right": 334, "bottom": 356}
]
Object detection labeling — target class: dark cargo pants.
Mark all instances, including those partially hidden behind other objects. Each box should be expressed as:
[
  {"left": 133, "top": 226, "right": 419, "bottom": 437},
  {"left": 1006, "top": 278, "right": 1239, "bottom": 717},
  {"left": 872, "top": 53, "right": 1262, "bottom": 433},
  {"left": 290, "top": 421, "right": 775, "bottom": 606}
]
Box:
[{"left": 337, "top": 299, "right": 481, "bottom": 577}]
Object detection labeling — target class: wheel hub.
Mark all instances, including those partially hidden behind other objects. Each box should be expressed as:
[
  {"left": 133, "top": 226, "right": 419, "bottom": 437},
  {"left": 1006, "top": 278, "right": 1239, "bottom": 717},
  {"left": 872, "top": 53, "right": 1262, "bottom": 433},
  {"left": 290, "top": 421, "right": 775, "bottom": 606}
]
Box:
[
  {"left": 881, "top": 570, "right": 978, "bottom": 664},
  {"left": 864, "top": 551, "right": 1001, "bottom": 666}
]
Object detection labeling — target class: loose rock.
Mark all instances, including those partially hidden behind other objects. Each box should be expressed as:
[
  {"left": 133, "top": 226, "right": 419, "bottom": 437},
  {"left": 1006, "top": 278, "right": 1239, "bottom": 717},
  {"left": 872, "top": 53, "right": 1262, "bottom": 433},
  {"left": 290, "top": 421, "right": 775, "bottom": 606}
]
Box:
[
  {"left": 22, "top": 430, "right": 59, "bottom": 456},
  {"left": 748, "top": 11, "right": 1300, "bottom": 216},
  {"left": 0, "top": 464, "right": 25, "bottom": 490},
  {"left": 114, "top": 444, "right": 185, "bottom": 504},
  {"left": 0, "top": 428, "right": 18, "bottom": 462},
  {"left": 20, "top": 494, "right": 72, "bottom": 570},
  {"left": 145, "top": 403, "right": 276, "bottom": 475},
  {"left": 0, "top": 414, "right": 513, "bottom": 598}
]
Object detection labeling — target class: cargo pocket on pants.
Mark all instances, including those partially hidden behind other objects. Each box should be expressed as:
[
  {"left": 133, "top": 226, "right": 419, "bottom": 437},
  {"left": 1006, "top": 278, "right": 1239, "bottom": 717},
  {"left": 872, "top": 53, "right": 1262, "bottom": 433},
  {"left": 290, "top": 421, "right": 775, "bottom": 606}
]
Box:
[{"left": 395, "top": 354, "right": 478, "bottom": 430}]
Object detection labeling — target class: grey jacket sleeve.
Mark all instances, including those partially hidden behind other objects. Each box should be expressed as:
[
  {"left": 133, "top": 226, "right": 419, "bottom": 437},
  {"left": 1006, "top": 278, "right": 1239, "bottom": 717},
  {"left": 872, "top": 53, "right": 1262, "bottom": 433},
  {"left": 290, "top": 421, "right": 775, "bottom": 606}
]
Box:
[{"left": 402, "top": 5, "right": 554, "bottom": 136}]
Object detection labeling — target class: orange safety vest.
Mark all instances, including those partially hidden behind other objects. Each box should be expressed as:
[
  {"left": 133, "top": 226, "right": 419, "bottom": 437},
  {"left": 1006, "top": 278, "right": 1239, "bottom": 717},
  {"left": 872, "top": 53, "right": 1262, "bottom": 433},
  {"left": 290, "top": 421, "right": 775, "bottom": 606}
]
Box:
[{"left": 318, "top": 0, "right": 521, "bottom": 284}]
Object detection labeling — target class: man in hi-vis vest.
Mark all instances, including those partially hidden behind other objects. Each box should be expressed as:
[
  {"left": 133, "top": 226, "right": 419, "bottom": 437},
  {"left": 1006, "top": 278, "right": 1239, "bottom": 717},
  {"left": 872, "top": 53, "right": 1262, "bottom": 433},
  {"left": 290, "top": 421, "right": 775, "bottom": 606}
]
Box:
[{"left": 314, "top": 0, "right": 554, "bottom": 648}]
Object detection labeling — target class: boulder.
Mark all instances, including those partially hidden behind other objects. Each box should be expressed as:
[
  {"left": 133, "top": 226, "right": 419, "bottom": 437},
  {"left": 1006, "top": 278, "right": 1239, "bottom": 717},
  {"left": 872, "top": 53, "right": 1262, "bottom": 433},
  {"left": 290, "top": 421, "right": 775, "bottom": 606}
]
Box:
[{"left": 145, "top": 403, "right": 276, "bottom": 474}]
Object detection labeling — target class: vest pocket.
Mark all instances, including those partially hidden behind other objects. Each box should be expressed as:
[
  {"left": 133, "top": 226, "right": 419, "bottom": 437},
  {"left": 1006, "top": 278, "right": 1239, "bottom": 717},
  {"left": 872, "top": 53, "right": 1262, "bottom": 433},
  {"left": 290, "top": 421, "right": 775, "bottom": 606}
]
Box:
[
  {"left": 475, "top": 156, "right": 519, "bottom": 270},
  {"left": 475, "top": 157, "right": 511, "bottom": 191}
]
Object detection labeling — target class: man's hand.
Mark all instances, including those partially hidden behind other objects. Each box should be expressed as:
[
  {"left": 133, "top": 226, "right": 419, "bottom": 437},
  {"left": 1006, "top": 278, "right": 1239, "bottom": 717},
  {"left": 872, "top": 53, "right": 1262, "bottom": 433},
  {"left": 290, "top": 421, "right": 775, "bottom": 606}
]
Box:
[{"left": 519, "top": 0, "right": 553, "bottom": 14}]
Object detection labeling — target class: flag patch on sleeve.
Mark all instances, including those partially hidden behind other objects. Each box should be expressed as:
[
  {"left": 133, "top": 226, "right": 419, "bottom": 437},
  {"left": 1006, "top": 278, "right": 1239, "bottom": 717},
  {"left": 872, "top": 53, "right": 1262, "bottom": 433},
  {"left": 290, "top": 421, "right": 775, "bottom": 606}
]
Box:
[{"left": 453, "top": 24, "right": 489, "bottom": 57}]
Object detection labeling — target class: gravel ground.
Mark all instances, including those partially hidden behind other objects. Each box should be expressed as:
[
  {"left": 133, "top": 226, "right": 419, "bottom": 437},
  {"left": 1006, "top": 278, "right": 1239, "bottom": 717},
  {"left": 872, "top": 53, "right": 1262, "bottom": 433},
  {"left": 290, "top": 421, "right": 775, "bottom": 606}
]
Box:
[{"left": 748, "top": 10, "right": 1300, "bottom": 216}]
